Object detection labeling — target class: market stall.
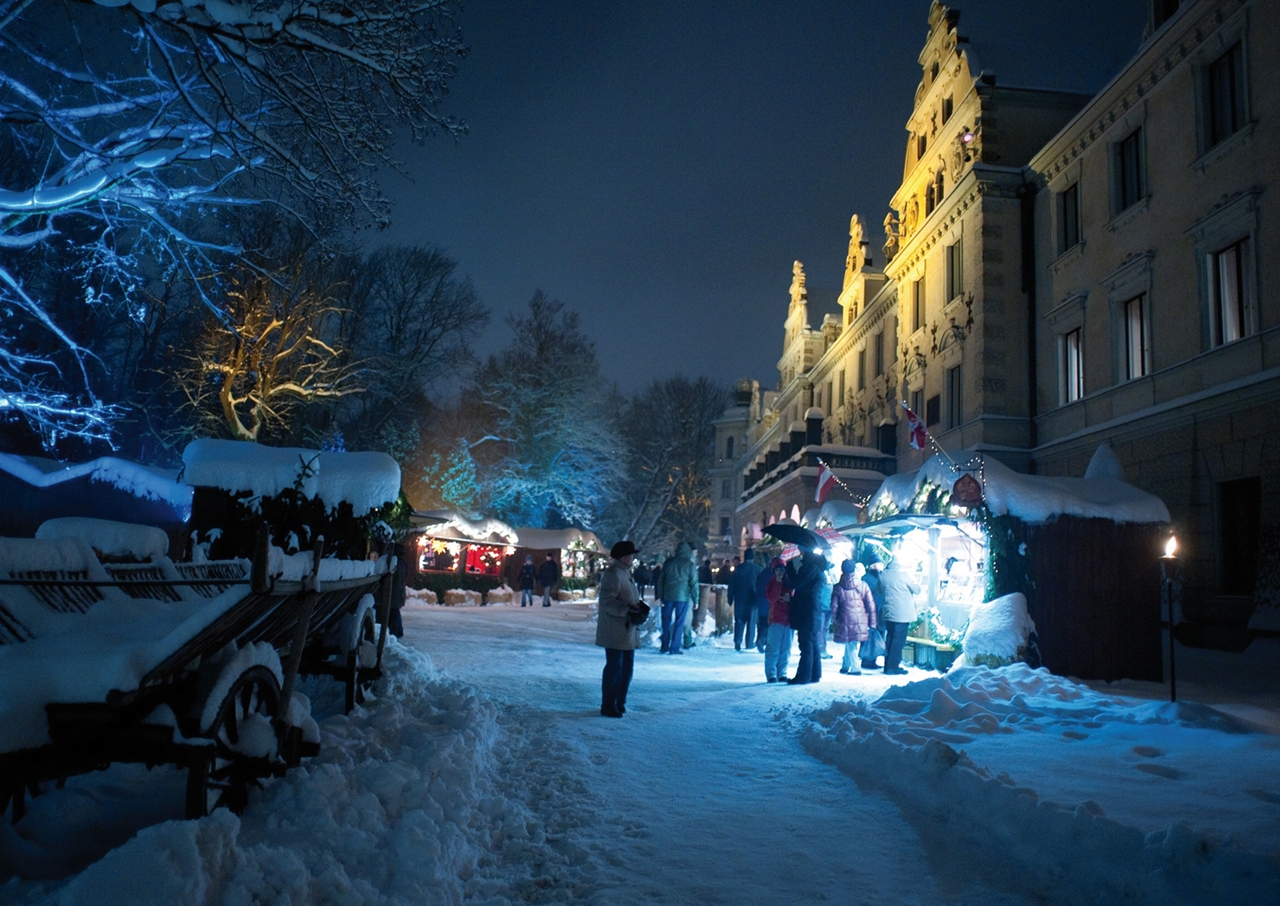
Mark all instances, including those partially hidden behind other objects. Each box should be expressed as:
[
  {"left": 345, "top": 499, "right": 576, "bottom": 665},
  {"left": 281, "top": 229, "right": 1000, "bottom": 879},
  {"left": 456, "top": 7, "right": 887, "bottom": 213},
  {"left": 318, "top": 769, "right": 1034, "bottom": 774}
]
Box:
[
  {"left": 505, "top": 527, "right": 606, "bottom": 590},
  {"left": 409, "top": 511, "right": 518, "bottom": 580},
  {"left": 847, "top": 445, "right": 1171, "bottom": 681}
]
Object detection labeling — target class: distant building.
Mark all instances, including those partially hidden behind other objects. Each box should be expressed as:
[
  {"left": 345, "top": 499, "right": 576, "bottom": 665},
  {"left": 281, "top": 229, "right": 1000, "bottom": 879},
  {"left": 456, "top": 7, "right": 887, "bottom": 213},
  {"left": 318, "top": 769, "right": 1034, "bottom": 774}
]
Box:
[{"left": 710, "top": 0, "right": 1278, "bottom": 607}]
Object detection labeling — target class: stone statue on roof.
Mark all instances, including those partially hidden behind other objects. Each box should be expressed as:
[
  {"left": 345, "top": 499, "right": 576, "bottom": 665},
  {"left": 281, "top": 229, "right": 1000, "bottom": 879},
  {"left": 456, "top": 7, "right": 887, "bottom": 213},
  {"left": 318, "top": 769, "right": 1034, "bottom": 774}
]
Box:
[{"left": 789, "top": 260, "right": 807, "bottom": 307}]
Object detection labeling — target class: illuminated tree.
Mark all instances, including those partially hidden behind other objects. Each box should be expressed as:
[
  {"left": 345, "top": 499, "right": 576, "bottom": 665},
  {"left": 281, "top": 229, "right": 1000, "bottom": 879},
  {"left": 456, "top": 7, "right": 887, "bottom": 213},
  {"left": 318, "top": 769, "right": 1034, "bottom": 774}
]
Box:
[{"left": 0, "top": 0, "right": 465, "bottom": 445}]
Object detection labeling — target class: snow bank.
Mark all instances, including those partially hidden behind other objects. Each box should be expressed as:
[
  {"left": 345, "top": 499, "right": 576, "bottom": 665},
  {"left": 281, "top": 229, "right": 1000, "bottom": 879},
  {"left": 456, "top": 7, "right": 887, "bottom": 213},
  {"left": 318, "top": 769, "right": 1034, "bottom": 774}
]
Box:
[
  {"left": 868, "top": 449, "right": 1170, "bottom": 525},
  {"left": 182, "top": 440, "right": 399, "bottom": 517},
  {"left": 0, "top": 452, "right": 191, "bottom": 508},
  {"left": 961, "top": 592, "right": 1036, "bottom": 668},
  {"left": 24, "top": 642, "right": 598, "bottom": 905},
  {"left": 265, "top": 547, "right": 379, "bottom": 583},
  {"left": 36, "top": 518, "right": 169, "bottom": 562},
  {"left": 802, "top": 665, "right": 1280, "bottom": 904},
  {"left": 0, "top": 536, "right": 107, "bottom": 577}
]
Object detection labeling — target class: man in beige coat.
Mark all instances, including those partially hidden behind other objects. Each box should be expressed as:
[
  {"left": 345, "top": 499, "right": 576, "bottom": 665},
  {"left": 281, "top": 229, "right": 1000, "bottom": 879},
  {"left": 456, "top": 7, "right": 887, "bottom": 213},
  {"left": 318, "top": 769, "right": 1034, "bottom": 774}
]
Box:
[{"left": 597, "top": 540, "right": 646, "bottom": 717}]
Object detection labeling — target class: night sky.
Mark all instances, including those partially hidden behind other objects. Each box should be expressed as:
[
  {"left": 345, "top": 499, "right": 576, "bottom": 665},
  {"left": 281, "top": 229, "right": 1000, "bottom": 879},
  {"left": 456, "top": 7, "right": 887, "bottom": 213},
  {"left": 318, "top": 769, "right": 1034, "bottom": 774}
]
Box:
[{"left": 379, "top": 0, "right": 1148, "bottom": 394}]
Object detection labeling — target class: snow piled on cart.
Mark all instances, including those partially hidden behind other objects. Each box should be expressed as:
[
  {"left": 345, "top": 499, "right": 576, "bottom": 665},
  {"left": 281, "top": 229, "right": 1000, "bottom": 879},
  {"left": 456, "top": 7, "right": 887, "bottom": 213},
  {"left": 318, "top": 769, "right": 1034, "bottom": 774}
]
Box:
[
  {"left": 1, "top": 642, "right": 602, "bottom": 905},
  {"left": 182, "top": 440, "right": 401, "bottom": 517},
  {"left": 0, "top": 583, "right": 252, "bottom": 754}
]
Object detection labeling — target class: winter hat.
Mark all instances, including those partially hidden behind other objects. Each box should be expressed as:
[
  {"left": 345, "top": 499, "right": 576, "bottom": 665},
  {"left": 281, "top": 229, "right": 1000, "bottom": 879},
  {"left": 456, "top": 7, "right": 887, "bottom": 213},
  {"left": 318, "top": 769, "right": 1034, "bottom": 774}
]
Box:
[
  {"left": 841, "top": 559, "right": 857, "bottom": 574},
  {"left": 770, "top": 557, "right": 786, "bottom": 570},
  {"left": 610, "top": 540, "right": 639, "bottom": 559}
]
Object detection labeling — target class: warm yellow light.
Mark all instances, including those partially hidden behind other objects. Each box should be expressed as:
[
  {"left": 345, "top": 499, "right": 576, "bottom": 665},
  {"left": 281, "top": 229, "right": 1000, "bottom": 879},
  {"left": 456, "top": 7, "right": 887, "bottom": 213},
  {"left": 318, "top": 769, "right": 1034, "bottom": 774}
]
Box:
[{"left": 1164, "top": 535, "right": 1177, "bottom": 558}]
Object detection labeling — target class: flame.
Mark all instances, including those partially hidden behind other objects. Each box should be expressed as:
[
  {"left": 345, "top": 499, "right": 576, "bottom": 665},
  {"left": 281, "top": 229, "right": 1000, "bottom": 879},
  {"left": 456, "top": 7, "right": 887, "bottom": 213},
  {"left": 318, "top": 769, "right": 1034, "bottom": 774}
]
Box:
[{"left": 1164, "top": 536, "right": 1177, "bottom": 558}]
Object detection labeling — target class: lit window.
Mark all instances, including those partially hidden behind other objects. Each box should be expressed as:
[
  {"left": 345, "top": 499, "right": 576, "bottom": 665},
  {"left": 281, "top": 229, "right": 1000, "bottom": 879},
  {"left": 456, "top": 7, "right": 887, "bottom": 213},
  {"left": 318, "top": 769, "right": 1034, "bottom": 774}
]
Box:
[
  {"left": 1060, "top": 329, "right": 1083, "bottom": 403},
  {"left": 1124, "top": 295, "right": 1148, "bottom": 379},
  {"left": 1210, "top": 240, "right": 1246, "bottom": 346}
]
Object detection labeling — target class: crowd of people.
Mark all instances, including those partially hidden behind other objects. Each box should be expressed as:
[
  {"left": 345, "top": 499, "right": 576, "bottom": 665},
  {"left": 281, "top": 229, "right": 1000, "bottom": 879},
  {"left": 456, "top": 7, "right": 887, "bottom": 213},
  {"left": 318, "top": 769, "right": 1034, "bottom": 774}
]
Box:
[{"left": 592, "top": 539, "right": 923, "bottom": 716}]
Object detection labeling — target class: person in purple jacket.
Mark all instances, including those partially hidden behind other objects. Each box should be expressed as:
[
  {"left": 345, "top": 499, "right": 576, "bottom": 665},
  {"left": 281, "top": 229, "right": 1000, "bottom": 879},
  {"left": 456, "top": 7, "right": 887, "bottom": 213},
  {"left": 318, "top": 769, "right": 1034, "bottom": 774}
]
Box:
[{"left": 831, "top": 561, "right": 877, "bottom": 674}]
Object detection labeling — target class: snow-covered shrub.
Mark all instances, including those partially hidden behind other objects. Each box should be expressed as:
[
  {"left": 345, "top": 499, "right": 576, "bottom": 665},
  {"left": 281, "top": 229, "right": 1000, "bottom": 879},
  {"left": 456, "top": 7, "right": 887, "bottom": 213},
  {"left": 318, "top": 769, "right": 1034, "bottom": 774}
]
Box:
[{"left": 961, "top": 592, "right": 1038, "bottom": 669}]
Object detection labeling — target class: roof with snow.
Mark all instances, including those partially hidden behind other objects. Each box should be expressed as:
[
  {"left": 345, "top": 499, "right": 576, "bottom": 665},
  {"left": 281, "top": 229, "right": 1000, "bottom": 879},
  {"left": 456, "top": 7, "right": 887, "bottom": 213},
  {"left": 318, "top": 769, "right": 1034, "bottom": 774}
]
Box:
[
  {"left": 867, "top": 448, "right": 1170, "bottom": 526},
  {"left": 512, "top": 527, "right": 603, "bottom": 552},
  {"left": 182, "top": 439, "right": 400, "bottom": 518},
  {"left": 0, "top": 451, "right": 191, "bottom": 508},
  {"left": 415, "top": 511, "right": 519, "bottom": 546}
]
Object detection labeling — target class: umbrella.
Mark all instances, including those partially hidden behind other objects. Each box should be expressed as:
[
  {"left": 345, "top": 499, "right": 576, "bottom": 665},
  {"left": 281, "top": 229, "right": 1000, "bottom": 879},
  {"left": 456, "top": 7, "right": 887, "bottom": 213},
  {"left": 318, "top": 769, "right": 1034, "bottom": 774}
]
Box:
[{"left": 761, "top": 523, "right": 829, "bottom": 550}]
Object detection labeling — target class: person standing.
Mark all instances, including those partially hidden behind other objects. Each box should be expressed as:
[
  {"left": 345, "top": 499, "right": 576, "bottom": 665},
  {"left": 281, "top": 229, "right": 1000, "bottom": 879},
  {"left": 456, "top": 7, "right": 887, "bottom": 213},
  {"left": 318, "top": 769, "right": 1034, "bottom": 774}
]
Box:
[
  {"left": 831, "top": 561, "right": 877, "bottom": 674},
  {"left": 763, "top": 558, "right": 793, "bottom": 682},
  {"left": 632, "top": 560, "right": 652, "bottom": 600},
  {"left": 698, "top": 558, "right": 714, "bottom": 585},
  {"left": 518, "top": 554, "right": 536, "bottom": 607},
  {"left": 880, "top": 556, "right": 922, "bottom": 675},
  {"left": 729, "top": 548, "right": 764, "bottom": 651},
  {"left": 786, "top": 548, "right": 830, "bottom": 685},
  {"left": 716, "top": 557, "right": 736, "bottom": 586},
  {"left": 537, "top": 552, "right": 560, "bottom": 607},
  {"left": 659, "top": 542, "right": 698, "bottom": 654},
  {"left": 597, "top": 540, "right": 646, "bottom": 717},
  {"left": 860, "top": 560, "right": 887, "bottom": 669}
]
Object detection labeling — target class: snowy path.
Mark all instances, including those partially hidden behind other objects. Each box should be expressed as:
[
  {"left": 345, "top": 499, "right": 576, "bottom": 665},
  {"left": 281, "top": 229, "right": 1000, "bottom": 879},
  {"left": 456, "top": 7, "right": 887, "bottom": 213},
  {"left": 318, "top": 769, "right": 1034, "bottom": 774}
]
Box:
[{"left": 404, "top": 603, "right": 1035, "bottom": 905}]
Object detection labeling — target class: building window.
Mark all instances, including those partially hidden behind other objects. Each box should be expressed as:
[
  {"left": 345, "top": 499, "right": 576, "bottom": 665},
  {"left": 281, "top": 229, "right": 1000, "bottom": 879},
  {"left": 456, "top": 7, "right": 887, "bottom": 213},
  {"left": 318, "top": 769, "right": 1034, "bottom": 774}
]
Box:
[
  {"left": 942, "top": 95, "right": 953, "bottom": 124},
  {"left": 857, "top": 348, "right": 866, "bottom": 391},
  {"left": 721, "top": 479, "right": 732, "bottom": 499},
  {"left": 935, "top": 170, "right": 945, "bottom": 204},
  {"left": 824, "top": 380, "right": 833, "bottom": 414},
  {"left": 917, "top": 133, "right": 927, "bottom": 160},
  {"left": 911, "top": 388, "right": 924, "bottom": 421},
  {"left": 1210, "top": 240, "right": 1247, "bottom": 346},
  {"left": 1058, "top": 182, "right": 1081, "bottom": 253},
  {"left": 719, "top": 516, "right": 731, "bottom": 537},
  {"left": 930, "top": 60, "right": 940, "bottom": 83},
  {"left": 912, "top": 276, "right": 925, "bottom": 332},
  {"left": 1207, "top": 42, "right": 1245, "bottom": 148},
  {"left": 873, "top": 332, "right": 884, "bottom": 377},
  {"left": 1124, "top": 294, "right": 1148, "bottom": 380},
  {"left": 725, "top": 436, "right": 734, "bottom": 459},
  {"left": 925, "top": 394, "right": 940, "bottom": 427},
  {"left": 837, "top": 369, "right": 845, "bottom": 406},
  {"left": 945, "top": 365, "right": 962, "bottom": 430},
  {"left": 925, "top": 182, "right": 936, "bottom": 216},
  {"left": 945, "top": 238, "right": 964, "bottom": 301},
  {"left": 1117, "top": 128, "right": 1144, "bottom": 212},
  {"left": 1059, "top": 328, "right": 1083, "bottom": 404}
]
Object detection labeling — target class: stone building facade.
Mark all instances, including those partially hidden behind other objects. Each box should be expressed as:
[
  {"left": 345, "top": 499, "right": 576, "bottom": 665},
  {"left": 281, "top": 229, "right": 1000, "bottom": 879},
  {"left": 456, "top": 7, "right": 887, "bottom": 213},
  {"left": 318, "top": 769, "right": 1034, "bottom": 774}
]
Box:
[{"left": 708, "top": 0, "right": 1278, "bottom": 605}]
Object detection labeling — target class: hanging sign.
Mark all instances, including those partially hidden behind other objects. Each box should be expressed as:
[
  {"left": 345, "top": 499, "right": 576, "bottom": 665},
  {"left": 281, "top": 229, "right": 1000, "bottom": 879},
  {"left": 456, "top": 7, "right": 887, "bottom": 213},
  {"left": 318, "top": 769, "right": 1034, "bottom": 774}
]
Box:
[{"left": 951, "top": 473, "right": 983, "bottom": 507}]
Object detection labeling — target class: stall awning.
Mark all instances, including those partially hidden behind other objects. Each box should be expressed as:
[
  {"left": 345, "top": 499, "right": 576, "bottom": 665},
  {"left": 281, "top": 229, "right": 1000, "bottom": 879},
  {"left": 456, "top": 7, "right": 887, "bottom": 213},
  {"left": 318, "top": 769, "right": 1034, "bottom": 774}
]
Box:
[{"left": 838, "top": 513, "right": 964, "bottom": 536}]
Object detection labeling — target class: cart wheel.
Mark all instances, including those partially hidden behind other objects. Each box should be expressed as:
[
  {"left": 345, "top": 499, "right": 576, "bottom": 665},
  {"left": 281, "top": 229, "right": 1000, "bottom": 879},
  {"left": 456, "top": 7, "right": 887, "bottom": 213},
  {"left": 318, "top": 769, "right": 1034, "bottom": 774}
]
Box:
[
  {"left": 344, "top": 609, "right": 378, "bottom": 713},
  {"left": 186, "top": 664, "right": 282, "bottom": 818}
]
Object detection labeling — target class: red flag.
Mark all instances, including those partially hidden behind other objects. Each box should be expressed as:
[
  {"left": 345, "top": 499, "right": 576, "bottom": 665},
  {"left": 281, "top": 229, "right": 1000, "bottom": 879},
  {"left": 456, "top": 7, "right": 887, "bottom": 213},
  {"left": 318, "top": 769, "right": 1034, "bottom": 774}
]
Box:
[
  {"left": 903, "top": 402, "right": 928, "bottom": 451},
  {"left": 816, "top": 462, "right": 836, "bottom": 503}
]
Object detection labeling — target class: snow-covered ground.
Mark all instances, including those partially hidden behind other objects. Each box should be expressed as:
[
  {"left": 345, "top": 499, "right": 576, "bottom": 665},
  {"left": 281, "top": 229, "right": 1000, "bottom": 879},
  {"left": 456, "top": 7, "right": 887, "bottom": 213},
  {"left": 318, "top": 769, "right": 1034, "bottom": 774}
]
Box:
[{"left": 1, "top": 602, "right": 1277, "bottom": 905}]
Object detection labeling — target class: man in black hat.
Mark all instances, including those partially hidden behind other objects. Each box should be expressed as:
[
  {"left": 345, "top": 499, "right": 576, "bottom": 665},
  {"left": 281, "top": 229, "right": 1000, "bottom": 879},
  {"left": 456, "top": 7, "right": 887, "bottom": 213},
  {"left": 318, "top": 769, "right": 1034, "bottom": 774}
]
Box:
[{"left": 596, "top": 540, "right": 646, "bottom": 717}]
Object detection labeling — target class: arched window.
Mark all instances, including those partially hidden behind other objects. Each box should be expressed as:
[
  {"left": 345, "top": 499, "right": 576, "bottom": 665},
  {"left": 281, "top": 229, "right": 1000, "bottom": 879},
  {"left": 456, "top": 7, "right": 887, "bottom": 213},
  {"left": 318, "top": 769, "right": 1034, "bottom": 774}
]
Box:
[
  {"left": 925, "top": 181, "right": 936, "bottom": 216},
  {"left": 935, "top": 169, "right": 945, "bottom": 202},
  {"left": 726, "top": 436, "right": 735, "bottom": 459}
]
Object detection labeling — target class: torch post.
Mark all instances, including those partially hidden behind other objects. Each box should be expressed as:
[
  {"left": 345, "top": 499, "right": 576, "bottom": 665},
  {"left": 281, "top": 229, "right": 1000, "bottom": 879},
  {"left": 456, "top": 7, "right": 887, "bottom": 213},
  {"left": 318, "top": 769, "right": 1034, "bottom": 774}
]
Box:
[{"left": 1160, "top": 535, "right": 1178, "bottom": 703}]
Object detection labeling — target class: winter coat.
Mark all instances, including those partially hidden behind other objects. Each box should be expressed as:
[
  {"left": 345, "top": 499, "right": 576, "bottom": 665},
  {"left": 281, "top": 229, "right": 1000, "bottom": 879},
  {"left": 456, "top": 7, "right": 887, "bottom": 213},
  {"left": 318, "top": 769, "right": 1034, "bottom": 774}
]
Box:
[
  {"left": 632, "top": 563, "right": 651, "bottom": 586},
  {"left": 659, "top": 542, "right": 699, "bottom": 604},
  {"left": 728, "top": 559, "right": 763, "bottom": 611},
  {"left": 698, "top": 562, "right": 714, "bottom": 584},
  {"left": 518, "top": 563, "right": 536, "bottom": 590},
  {"left": 716, "top": 564, "right": 734, "bottom": 585},
  {"left": 766, "top": 579, "right": 791, "bottom": 625},
  {"left": 880, "top": 563, "right": 922, "bottom": 623},
  {"left": 596, "top": 559, "right": 642, "bottom": 650},
  {"left": 537, "top": 557, "right": 561, "bottom": 589},
  {"left": 786, "top": 553, "right": 829, "bottom": 633},
  {"left": 830, "top": 574, "right": 876, "bottom": 643}
]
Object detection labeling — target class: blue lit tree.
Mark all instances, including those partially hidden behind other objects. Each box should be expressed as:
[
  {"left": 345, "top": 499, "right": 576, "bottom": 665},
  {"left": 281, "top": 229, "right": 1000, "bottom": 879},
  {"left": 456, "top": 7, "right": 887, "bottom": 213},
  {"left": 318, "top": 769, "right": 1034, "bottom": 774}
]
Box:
[{"left": 0, "top": 0, "right": 465, "bottom": 447}]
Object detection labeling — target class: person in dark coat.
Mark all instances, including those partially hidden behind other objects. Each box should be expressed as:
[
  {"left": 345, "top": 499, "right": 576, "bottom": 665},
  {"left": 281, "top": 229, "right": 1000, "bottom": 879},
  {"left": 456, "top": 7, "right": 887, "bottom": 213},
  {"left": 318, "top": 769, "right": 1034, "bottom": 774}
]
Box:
[
  {"left": 786, "top": 548, "right": 830, "bottom": 685},
  {"left": 729, "top": 548, "right": 764, "bottom": 651},
  {"left": 632, "top": 560, "right": 652, "bottom": 600},
  {"left": 389, "top": 542, "right": 409, "bottom": 637},
  {"left": 716, "top": 557, "right": 736, "bottom": 586},
  {"left": 860, "top": 560, "right": 887, "bottom": 668},
  {"left": 518, "top": 554, "right": 536, "bottom": 607},
  {"left": 596, "top": 540, "right": 646, "bottom": 717},
  {"left": 537, "top": 553, "right": 560, "bottom": 607},
  {"left": 831, "top": 561, "right": 876, "bottom": 674},
  {"left": 698, "top": 559, "right": 714, "bottom": 585}
]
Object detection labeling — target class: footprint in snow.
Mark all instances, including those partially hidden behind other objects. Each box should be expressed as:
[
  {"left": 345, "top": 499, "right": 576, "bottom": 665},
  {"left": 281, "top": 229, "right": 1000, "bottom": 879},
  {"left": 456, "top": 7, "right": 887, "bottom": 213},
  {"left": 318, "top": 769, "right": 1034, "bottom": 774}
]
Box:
[
  {"left": 1245, "top": 788, "right": 1280, "bottom": 805},
  {"left": 1131, "top": 745, "right": 1165, "bottom": 758},
  {"left": 1062, "top": 730, "right": 1088, "bottom": 740},
  {"left": 1134, "top": 763, "right": 1182, "bottom": 780}
]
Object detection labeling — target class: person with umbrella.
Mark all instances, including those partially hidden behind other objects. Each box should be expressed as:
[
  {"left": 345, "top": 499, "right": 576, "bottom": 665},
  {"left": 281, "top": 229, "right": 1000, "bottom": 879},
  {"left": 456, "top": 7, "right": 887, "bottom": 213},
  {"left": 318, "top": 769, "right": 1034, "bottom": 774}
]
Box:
[{"left": 785, "top": 546, "right": 830, "bottom": 685}]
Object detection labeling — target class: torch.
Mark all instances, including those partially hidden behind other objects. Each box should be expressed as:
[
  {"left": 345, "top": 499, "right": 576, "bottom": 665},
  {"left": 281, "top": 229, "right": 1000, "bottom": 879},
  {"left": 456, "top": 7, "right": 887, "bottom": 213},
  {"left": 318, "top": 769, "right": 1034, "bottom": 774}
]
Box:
[{"left": 1160, "top": 535, "right": 1178, "bottom": 702}]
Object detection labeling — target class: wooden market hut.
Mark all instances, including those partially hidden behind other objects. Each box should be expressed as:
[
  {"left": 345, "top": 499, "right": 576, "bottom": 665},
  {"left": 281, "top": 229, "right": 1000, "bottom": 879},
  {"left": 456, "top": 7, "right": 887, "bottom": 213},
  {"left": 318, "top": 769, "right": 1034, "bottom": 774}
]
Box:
[
  {"left": 408, "top": 510, "right": 519, "bottom": 585},
  {"left": 852, "top": 446, "right": 1171, "bottom": 682},
  {"left": 505, "top": 527, "right": 606, "bottom": 592}
]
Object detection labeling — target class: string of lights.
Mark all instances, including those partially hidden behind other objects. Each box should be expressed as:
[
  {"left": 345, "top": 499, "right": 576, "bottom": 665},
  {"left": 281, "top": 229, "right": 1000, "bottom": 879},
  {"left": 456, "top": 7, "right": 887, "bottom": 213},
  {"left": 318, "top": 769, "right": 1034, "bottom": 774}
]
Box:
[{"left": 813, "top": 456, "right": 873, "bottom": 507}]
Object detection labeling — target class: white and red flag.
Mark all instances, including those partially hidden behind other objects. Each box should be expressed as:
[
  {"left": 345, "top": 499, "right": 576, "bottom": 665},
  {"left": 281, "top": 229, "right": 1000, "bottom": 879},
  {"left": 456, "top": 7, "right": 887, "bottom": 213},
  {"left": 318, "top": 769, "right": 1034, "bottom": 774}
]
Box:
[
  {"left": 903, "top": 401, "right": 928, "bottom": 450},
  {"left": 815, "top": 462, "right": 836, "bottom": 503}
]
